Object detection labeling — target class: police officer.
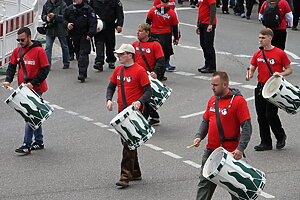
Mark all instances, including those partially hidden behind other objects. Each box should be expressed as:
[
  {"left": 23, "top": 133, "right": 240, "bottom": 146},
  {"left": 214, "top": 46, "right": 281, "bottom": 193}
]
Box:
[
  {"left": 90, "top": 0, "right": 124, "bottom": 71},
  {"left": 64, "top": 0, "right": 97, "bottom": 82}
]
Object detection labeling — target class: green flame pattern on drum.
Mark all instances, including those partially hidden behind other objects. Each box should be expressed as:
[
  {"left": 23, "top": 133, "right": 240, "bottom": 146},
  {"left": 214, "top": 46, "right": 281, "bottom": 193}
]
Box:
[
  {"left": 149, "top": 77, "right": 172, "bottom": 110},
  {"left": 13, "top": 95, "right": 53, "bottom": 130},
  {"left": 220, "top": 161, "right": 265, "bottom": 200}
]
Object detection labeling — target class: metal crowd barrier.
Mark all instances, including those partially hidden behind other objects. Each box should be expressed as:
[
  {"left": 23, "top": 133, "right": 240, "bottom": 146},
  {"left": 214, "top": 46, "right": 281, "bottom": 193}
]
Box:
[{"left": 0, "top": 0, "right": 39, "bottom": 72}]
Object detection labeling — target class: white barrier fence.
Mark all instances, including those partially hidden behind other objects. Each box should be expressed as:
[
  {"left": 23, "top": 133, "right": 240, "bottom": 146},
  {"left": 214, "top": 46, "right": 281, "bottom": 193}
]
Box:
[{"left": 0, "top": 0, "right": 39, "bottom": 69}]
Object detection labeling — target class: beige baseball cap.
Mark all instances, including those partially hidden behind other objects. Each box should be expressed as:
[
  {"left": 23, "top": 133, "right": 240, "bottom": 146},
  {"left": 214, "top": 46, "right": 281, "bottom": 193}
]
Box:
[{"left": 114, "top": 44, "right": 135, "bottom": 54}]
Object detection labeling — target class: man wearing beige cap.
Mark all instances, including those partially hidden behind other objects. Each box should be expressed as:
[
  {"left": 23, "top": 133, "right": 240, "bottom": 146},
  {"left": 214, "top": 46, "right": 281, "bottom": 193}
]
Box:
[{"left": 106, "top": 44, "right": 152, "bottom": 189}]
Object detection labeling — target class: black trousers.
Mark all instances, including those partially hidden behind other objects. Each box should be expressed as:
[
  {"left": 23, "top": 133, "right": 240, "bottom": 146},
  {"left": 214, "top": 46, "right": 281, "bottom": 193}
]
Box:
[
  {"left": 255, "top": 83, "right": 286, "bottom": 147},
  {"left": 94, "top": 25, "right": 117, "bottom": 65},
  {"left": 222, "top": 0, "right": 229, "bottom": 11},
  {"left": 72, "top": 35, "right": 91, "bottom": 77},
  {"left": 198, "top": 23, "right": 216, "bottom": 70},
  {"left": 233, "top": 0, "right": 245, "bottom": 14},
  {"left": 143, "top": 103, "right": 160, "bottom": 120},
  {"left": 66, "top": 35, "right": 75, "bottom": 58},
  {"left": 293, "top": 0, "right": 300, "bottom": 28},
  {"left": 271, "top": 29, "right": 287, "bottom": 50},
  {"left": 245, "top": 0, "right": 255, "bottom": 17}
]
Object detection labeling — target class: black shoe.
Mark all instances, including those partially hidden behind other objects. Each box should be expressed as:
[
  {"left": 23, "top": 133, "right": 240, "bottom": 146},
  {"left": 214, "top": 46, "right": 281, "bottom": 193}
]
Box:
[
  {"left": 222, "top": 10, "right": 230, "bottom": 14},
  {"left": 158, "top": 76, "right": 167, "bottom": 81},
  {"left": 15, "top": 145, "right": 31, "bottom": 154},
  {"left": 246, "top": 16, "right": 250, "bottom": 20},
  {"left": 31, "top": 142, "right": 44, "bottom": 150},
  {"left": 198, "top": 66, "right": 208, "bottom": 72},
  {"left": 93, "top": 63, "right": 103, "bottom": 71},
  {"left": 254, "top": 144, "right": 272, "bottom": 151},
  {"left": 108, "top": 62, "right": 115, "bottom": 69},
  {"left": 63, "top": 65, "right": 69, "bottom": 69},
  {"left": 78, "top": 75, "right": 85, "bottom": 83},
  {"left": 292, "top": 27, "right": 298, "bottom": 31},
  {"left": 276, "top": 135, "right": 286, "bottom": 149},
  {"left": 200, "top": 68, "right": 216, "bottom": 73},
  {"left": 116, "top": 181, "right": 129, "bottom": 189},
  {"left": 69, "top": 54, "right": 75, "bottom": 61},
  {"left": 149, "top": 119, "right": 160, "bottom": 126}
]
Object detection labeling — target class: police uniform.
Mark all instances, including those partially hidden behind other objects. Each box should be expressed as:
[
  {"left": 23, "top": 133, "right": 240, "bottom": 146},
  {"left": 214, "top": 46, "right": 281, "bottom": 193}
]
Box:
[
  {"left": 90, "top": 0, "right": 124, "bottom": 69},
  {"left": 64, "top": 1, "right": 97, "bottom": 82}
]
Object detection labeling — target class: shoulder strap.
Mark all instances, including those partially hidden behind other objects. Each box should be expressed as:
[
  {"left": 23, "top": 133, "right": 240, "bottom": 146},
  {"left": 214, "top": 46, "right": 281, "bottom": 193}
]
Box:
[
  {"left": 138, "top": 41, "right": 152, "bottom": 72},
  {"left": 215, "top": 97, "right": 238, "bottom": 144},
  {"left": 260, "top": 47, "right": 274, "bottom": 75},
  {"left": 120, "top": 66, "right": 127, "bottom": 109},
  {"left": 19, "top": 47, "right": 28, "bottom": 82}
]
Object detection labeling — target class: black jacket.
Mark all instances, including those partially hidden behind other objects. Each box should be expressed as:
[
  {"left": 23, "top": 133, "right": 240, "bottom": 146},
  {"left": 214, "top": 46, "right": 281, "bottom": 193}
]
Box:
[
  {"left": 89, "top": 0, "right": 124, "bottom": 27},
  {"left": 42, "top": 0, "right": 68, "bottom": 37},
  {"left": 64, "top": 2, "right": 97, "bottom": 37}
]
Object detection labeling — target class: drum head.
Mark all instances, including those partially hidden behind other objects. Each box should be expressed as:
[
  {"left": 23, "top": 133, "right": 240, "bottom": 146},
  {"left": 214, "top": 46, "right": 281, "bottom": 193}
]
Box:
[
  {"left": 262, "top": 76, "right": 281, "bottom": 98},
  {"left": 203, "top": 148, "right": 224, "bottom": 179}
]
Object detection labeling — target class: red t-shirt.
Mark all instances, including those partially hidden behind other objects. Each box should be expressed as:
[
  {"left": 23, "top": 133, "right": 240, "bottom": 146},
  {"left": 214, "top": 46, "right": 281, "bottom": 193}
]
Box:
[
  {"left": 9, "top": 46, "right": 49, "bottom": 93},
  {"left": 203, "top": 92, "right": 251, "bottom": 152},
  {"left": 110, "top": 63, "right": 150, "bottom": 111},
  {"left": 132, "top": 40, "right": 164, "bottom": 72},
  {"left": 250, "top": 47, "right": 291, "bottom": 83},
  {"left": 147, "top": 5, "right": 179, "bottom": 34},
  {"left": 198, "top": 0, "right": 217, "bottom": 25},
  {"left": 259, "top": 0, "right": 291, "bottom": 29},
  {"left": 153, "top": 0, "right": 176, "bottom": 10}
]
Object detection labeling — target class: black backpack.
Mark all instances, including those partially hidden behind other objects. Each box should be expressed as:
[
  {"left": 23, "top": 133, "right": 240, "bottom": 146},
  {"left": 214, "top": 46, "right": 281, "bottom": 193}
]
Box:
[{"left": 262, "top": 0, "right": 281, "bottom": 29}]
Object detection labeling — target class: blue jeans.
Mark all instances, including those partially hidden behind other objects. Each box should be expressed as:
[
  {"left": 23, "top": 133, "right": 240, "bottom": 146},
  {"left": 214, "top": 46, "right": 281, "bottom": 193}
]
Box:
[
  {"left": 45, "top": 35, "right": 70, "bottom": 67},
  {"left": 24, "top": 124, "right": 43, "bottom": 146}
]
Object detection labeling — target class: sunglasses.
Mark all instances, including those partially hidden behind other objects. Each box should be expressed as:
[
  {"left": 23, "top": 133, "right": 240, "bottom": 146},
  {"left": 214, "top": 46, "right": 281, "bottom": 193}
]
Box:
[{"left": 16, "top": 38, "right": 25, "bottom": 42}]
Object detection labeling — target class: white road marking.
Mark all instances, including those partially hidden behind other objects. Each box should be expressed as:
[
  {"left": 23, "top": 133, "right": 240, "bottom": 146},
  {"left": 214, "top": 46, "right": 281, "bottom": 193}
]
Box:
[
  {"left": 216, "top": 51, "right": 232, "bottom": 55},
  {"left": 194, "top": 76, "right": 211, "bottom": 80},
  {"left": 79, "top": 116, "right": 94, "bottom": 122},
  {"left": 285, "top": 50, "right": 300, "bottom": 59},
  {"left": 162, "top": 151, "right": 183, "bottom": 159},
  {"left": 174, "top": 71, "right": 196, "bottom": 76},
  {"left": 123, "top": 35, "right": 136, "bottom": 39},
  {"left": 183, "top": 160, "right": 202, "bottom": 168},
  {"left": 107, "top": 129, "right": 118, "bottom": 134},
  {"left": 180, "top": 111, "right": 206, "bottom": 119},
  {"left": 290, "top": 62, "right": 299, "bottom": 65},
  {"left": 229, "top": 81, "right": 242, "bottom": 86},
  {"left": 65, "top": 110, "right": 78, "bottom": 115},
  {"left": 94, "top": 122, "right": 109, "bottom": 128},
  {"left": 245, "top": 96, "right": 255, "bottom": 101},
  {"left": 50, "top": 104, "right": 64, "bottom": 110},
  {"left": 180, "top": 22, "right": 197, "bottom": 28},
  {"left": 144, "top": 144, "right": 164, "bottom": 151},
  {"left": 242, "top": 85, "right": 256, "bottom": 90},
  {"left": 234, "top": 55, "right": 253, "bottom": 58}
]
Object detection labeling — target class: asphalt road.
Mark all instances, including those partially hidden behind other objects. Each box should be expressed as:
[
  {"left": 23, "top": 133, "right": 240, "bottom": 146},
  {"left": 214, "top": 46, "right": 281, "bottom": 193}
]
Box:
[{"left": 0, "top": 0, "right": 300, "bottom": 199}]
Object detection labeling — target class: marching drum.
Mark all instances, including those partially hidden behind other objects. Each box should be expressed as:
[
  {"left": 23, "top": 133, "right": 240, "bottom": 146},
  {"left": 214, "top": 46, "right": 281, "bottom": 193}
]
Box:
[
  {"left": 148, "top": 73, "right": 172, "bottom": 110},
  {"left": 5, "top": 83, "right": 54, "bottom": 130},
  {"left": 110, "top": 105, "right": 155, "bottom": 150},
  {"left": 262, "top": 76, "right": 300, "bottom": 114},
  {"left": 203, "top": 147, "right": 267, "bottom": 200}
]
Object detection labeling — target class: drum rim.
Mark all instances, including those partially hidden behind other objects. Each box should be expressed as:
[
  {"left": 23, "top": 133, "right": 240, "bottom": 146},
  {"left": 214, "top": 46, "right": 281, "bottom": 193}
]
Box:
[
  {"left": 262, "top": 76, "right": 282, "bottom": 98},
  {"left": 110, "top": 105, "right": 134, "bottom": 126},
  {"left": 203, "top": 147, "right": 227, "bottom": 179}
]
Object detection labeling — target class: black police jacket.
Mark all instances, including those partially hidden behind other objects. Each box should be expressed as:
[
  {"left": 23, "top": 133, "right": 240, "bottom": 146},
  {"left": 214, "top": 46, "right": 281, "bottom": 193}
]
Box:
[
  {"left": 64, "top": 2, "right": 97, "bottom": 37},
  {"left": 89, "top": 0, "right": 124, "bottom": 27}
]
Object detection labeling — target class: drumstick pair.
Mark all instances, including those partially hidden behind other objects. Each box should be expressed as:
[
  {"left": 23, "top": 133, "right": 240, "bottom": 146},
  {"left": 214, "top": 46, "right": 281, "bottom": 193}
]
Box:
[
  {"left": 1, "top": 85, "right": 14, "bottom": 91},
  {"left": 186, "top": 144, "right": 197, "bottom": 148}
]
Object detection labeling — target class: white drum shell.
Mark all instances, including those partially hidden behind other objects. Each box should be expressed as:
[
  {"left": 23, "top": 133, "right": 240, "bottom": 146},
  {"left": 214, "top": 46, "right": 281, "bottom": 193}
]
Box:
[
  {"left": 203, "top": 147, "right": 266, "bottom": 200},
  {"left": 110, "top": 106, "right": 155, "bottom": 150},
  {"left": 5, "top": 84, "right": 54, "bottom": 130},
  {"left": 262, "top": 76, "right": 300, "bottom": 114}
]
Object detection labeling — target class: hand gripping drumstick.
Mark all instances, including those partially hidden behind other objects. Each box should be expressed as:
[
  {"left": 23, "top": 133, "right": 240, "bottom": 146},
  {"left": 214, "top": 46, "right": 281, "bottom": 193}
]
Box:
[{"left": 186, "top": 144, "right": 197, "bottom": 148}]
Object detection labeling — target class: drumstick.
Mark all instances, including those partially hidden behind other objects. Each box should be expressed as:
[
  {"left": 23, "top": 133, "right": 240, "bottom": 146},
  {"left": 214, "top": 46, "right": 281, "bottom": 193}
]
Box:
[
  {"left": 1, "top": 85, "right": 14, "bottom": 91},
  {"left": 186, "top": 144, "right": 197, "bottom": 148}
]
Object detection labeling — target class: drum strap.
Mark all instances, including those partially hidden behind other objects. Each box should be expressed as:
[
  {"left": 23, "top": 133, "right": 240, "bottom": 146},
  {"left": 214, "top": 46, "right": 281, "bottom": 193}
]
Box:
[
  {"left": 120, "top": 66, "right": 127, "bottom": 109},
  {"left": 260, "top": 47, "right": 274, "bottom": 75},
  {"left": 19, "top": 46, "right": 34, "bottom": 82},
  {"left": 138, "top": 41, "right": 152, "bottom": 72},
  {"left": 215, "top": 97, "right": 238, "bottom": 144}
]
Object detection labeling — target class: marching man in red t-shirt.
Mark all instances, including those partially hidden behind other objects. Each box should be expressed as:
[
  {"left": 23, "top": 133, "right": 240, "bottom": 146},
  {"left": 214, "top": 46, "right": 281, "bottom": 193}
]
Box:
[
  {"left": 3, "top": 27, "right": 50, "bottom": 154},
  {"left": 106, "top": 44, "right": 152, "bottom": 189},
  {"left": 246, "top": 28, "right": 292, "bottom": 151},
  {"left": 132, "top": 23, "right": 165, "bottom": 126},
  {"left": 192, "top": 71, "right": 252, "bottom": 200},
  {"left": 196, "top": 0, "right": 217, "bottom": 73},
  {"left": 147, "top": 0, "right": 179, "bottom": 77}
]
